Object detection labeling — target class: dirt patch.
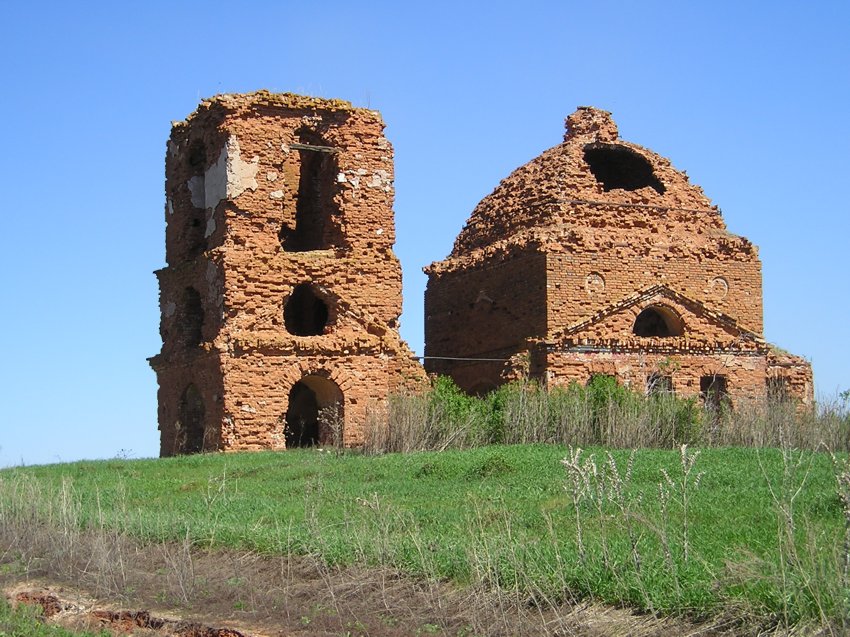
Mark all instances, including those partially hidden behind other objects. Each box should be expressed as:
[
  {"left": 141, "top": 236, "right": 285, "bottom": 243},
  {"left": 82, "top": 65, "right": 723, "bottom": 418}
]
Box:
[
  {"left": 8, "top": 583, "right": 249, "bottom": 637},
  {"left": 3, "top": 543, "right": 752, "bottom": 637},
  {"left": 0, "top": 503, "right": 789, "bottom": 637}
]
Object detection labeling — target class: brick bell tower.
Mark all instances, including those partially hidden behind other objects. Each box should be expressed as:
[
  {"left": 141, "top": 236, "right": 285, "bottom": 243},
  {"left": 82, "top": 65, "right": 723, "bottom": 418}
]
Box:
[{"left": 150, "top": 91, "right": 425, "bottom": 456}]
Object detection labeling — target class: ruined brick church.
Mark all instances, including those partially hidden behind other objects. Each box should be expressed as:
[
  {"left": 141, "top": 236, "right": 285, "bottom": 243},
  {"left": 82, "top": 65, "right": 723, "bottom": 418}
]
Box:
[
  {"left": 151, "top": 92, "right": 812, "bottom": 455},
  {"left": 425, "top": 106, "right": 812, "bottom": 406}
]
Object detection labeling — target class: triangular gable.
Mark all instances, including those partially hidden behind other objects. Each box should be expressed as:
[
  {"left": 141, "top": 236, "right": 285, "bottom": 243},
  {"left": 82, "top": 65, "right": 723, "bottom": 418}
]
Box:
[{"left": 551, "top": 285, "right": 763, "bottom": 345}]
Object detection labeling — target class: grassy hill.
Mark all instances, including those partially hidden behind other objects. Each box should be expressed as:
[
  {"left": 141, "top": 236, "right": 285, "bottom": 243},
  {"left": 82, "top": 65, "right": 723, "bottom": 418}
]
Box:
[{"left": 1, "top": 444, "right": 846, "bottom": 633}]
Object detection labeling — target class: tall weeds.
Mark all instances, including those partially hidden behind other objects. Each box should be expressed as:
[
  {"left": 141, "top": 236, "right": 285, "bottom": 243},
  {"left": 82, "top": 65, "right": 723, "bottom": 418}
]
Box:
[{"left": 365, "top": 376, "right": 850, "bottom": 454}]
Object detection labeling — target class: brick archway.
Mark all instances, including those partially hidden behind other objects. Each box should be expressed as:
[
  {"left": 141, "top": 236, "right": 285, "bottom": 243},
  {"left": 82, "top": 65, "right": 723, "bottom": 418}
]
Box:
[
  {"left": 633, "top": 305, "right": 684, "bottom": 337},
  {"left": 284, "top": 374, "right": 344, "bottom": 448}
]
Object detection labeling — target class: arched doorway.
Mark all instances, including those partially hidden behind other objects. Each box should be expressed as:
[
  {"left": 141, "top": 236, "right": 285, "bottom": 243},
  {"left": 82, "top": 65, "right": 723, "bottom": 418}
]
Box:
[
  {"left": 284, "top": 375, "right": 344, "bottom": 448},
  {"left": 178, "top": 384, "right": 205, "bottom": 454}
]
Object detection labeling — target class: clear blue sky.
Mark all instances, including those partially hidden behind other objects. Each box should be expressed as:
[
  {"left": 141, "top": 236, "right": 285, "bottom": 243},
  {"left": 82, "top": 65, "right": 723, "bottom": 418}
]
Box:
[{"left": 1, "top": 1, "right": 847, "bottom": 467}]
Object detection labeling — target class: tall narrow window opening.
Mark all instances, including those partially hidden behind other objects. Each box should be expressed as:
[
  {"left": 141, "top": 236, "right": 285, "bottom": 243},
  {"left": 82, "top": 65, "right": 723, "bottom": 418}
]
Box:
[
  {"left": 186, "top": 139, "right": 208, "bottom": 258},
  {"left": 178, "top": 384, "right": 205, "bottom": 454},
  {"left": 700, "top": 375, "right": 729, "bottom": 411},
  {"left": 282, "top": 129, "right": 340, "bottom": 252},
  {"left": 182, "top": 287, "right": 204, "bottom": 347},
  {"left": 284, "top": 284, "right": 329, "bottom": 336},
  {"left": 284, "top": 375, "right": 343, "bottom": 448}
]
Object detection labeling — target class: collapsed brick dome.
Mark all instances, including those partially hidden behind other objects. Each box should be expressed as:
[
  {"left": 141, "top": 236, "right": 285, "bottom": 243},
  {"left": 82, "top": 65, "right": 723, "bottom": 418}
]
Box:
[
  {"left": 450, "top": 107, "right": 724, "bottom": 256},
  {"left": 425, "top": 105, "right": 812, "bottom": 407}
]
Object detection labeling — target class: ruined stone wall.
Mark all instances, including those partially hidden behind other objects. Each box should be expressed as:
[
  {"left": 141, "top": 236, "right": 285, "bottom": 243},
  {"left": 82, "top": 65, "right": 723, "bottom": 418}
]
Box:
[
  {"left": 546, "top": 251, "right": 764, "bottom": 335},
  {"left": 559, "top": 295, "right": 758, "bottom": 345},
  {"left": 767, "top": 352, "right": 815, "bottom": 404},
  {"left": 155, "top": 353, "right": 225, "bottom": 457},
  {"left": 217, "top": 353, "right": 402, "bottom": 450},
  {"left": 424, "top": 251, "right": 547, "bottom": 387},
  {"left": 152, "top": 92, "right": 425, "bottom": 456},
  {"left": 425, "top": 251, "right": 547, "bottom": 356},
  {"left": 541, "top": 349, "right": 812, "bottom": 405}
]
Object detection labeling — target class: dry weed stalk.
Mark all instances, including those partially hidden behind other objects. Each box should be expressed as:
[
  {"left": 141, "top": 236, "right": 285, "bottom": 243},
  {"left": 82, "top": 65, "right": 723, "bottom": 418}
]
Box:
[
  {"left": 659, "top": 444, "right": 704, "bottom": 564},
  {"left": 561, "top": 446, "right": 654, "bottom": 608},
  {"left": 831, "top": 452, "right": 850, "bottom": 624}
]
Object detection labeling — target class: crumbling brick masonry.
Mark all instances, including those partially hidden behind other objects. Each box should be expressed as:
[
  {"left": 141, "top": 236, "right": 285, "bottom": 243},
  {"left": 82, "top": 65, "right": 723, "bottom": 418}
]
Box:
[
  {"left": 424, "top": 107, "right": 813, "bottom": 406},
  {"left": 150, "top": 92, "right": 425, "bottom": 456},
  {"left": 152, "top": 96, "right": 813, "bottom": 456}
]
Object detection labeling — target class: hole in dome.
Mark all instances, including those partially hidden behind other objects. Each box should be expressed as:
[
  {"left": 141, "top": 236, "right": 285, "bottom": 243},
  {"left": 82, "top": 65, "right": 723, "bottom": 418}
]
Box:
[{"left": 584, "top": 144, "right": 665, "bottom": 193}]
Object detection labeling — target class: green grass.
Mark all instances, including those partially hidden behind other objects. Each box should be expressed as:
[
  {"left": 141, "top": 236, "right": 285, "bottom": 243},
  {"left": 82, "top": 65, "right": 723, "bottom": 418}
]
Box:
[
  {"left": 1, "top": 445, "right": 846, "bottom": 627},
  {"left": 0, "top": 598, "right": 106, "bottom": 637}
]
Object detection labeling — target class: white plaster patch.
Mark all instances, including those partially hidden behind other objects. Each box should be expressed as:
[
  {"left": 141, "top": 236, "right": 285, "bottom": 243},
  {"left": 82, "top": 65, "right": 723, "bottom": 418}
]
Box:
[
  {"left": 166, "top": 198, "right": 174, "bottom": 216},
  {"left": 164, "top": 301, "right": 177, "bottom": 317},
  {"left": 367, "top": 170, "right": 390, "bottom": 188},
  {"left": 240, "top": 403, "right": 257, "bottom": 413},
  {"left": 281, "top": 143, "right": 290, "bottom": 154},
  {"left": 337, "top": 172, "right": 346, "bottom": 183},
  {"left": 203, "top": 136, "right": 259, "bottom": 211},
  {"left": 203, "top": 144, "right": 228, "bottom": 209},
  {"left": 188, "top": 175, "right": 205, "bottom": 208},
  {"left": 267, "top": 171, "right": 279, "bottom": 182},
  {"left": 375, "top": 228, "right": 384, "bottom": 235},
  {"left": 348, "top": 176, "right": 360, "bottom": 188},
  {"left": 269, "top": 190, "right": 284, "bottom": 200}
]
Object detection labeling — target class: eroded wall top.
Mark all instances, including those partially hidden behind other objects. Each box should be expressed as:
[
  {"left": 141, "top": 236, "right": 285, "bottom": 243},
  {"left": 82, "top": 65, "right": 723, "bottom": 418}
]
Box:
[{"left": 444, "top": 107, "right": 744, "bottom": 261}]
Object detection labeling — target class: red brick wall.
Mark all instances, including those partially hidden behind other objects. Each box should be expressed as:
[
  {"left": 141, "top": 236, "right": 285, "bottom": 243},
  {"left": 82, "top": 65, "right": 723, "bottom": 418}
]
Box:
[
  {"left": 152, "top": 92, "right": 426, "bottom": 455},
  {"left": 424, "top": 250, "right": 547, "bottom": 391},
  {"left": 546, "top": 252, "right": 763, "bottom": 335}
]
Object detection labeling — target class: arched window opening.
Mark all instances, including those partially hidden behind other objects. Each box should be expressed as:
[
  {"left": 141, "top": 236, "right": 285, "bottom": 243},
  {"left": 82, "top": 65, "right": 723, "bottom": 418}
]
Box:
[
  {"left": 282, "top": 128, "right": 340, "bottom": 252},
  {"left": 181, "top": 287, "right": 204, "bottom": 347},
  {"left": 186, "top": 139, "right": 208, "bottom": 259},
  {"left": 284, "top": 375, "right": 343, "bottom": 448},
  {"left": 178, "top": 384, "right": 205, "bottom": 454},
  {"left": 583, "top": 143, "right": 665, "bottom": 194},
  {"left": 633, "top": 306, "right": 683, "bottom": 337},
  {"left": 284, "top": 284, "right": 329, "bottom": 336},
  {"left": 188, "top": 139, "right": 207, "bottom": 176}
]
